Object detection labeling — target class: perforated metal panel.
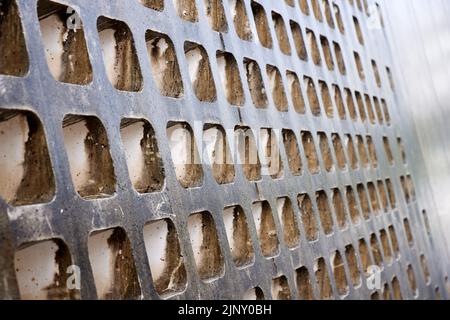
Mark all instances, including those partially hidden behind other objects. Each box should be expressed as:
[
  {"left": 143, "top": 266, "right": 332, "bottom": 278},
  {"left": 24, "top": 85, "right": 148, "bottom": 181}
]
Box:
[{"left": 0, "top": 0, "right": 448, "bottom": 300}]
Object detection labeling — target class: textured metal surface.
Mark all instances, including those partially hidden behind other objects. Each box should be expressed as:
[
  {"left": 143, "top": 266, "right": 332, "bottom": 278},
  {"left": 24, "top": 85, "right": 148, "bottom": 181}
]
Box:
[{"left": 0, "top": 0, "right": 448, "bottom": 300}]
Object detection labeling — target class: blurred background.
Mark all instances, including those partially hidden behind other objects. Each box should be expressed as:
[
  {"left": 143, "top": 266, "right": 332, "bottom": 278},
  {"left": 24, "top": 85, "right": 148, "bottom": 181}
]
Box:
[{"left": 384, "top": 0, "right": 450, "bottom": 264}]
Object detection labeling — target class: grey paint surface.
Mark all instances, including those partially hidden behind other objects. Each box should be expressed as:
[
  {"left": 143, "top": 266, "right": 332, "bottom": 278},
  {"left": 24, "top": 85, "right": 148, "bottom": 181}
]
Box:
[{"left": 0, "top": 0, "right": 449, "bottom": 299}]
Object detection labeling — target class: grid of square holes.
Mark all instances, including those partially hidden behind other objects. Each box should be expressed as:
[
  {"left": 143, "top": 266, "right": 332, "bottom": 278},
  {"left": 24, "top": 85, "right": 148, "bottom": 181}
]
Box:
[{"left": 0, "top": 0, "right": 448, "bottom": 300}]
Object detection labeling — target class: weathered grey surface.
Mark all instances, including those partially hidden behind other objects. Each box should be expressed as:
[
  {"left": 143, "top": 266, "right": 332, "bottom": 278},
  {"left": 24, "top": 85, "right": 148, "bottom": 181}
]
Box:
[{"left": 0, "top": 0, "right": 448, "bottom": 300}]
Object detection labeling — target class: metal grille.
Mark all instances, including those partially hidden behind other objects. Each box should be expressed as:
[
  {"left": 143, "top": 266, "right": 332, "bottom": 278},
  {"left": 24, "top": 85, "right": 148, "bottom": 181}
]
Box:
[{"left": 0, "top": 0, "right": 448, "bottom": 300}]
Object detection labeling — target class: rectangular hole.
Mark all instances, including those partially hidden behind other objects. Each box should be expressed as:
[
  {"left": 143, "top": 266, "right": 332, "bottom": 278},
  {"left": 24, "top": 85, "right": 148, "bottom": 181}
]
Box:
[
  {"left": 332, "top": 251, "right": 348, "bottom": 296},
  {"left": 204, "top": 0, "right": 228, "bottom": 32},
  {"left": 167, "top": 122, "right": 203, "bottom": 188},
  {"left": 296, "top": 266, "right": 314, "bottom": 300},
  {"left": 306, "top": 29, "right": 321, "bottom": 66},
  {"left": 364, "top": 1, "right": 371, "bottom": 17},
  {"left": 345, "top": 244, "right": 361, "bottom": 287},
  {"left": 230, "top": 0, "right": 252, "bottom": 41},
  {"left": 357, "top": 183, "right": 371, "bottom": 220},
  {"left": 62, "top": 115, "right": 116, "bottom": 199},
  {"left": 383, "top": 283, "right": 391, "bottom": 300},
  {"left": 420, "top": 254, "right": 431, "bottom": 284},
  {"left": 146, "top": 30, "right": 184, "bottom": 98},
  {"left": 332, "top": 188, "right": 347, "bottom": 230},
  {"left": 260, "top": 128, "right": 284, "bottom": 179},
  {"left": 356, "top": 135, "right": 369, "bottom": 167},
  {"left": 333, "top": 85, "right": 346, "bottom": 119},
  {"left": 299, "top": 0, "right": 310, "bottom": 15},
  {"left": 271, "top": 275, "right": 292, "bottom": 300},
  {"left": 386, "top": 178, "right": 396, "bottom": 208},
  {"left": 284, "top": 0, "right": 295, "bottom": 6},
  {"left": 139, "top": 0, "right": 164, "bottom": 11},
  {"left": 297, "top": 193, "right": 318, "bottom": 241},
  {"left": 282, "top": 129, "right": 302, "bottom": 176},
  {"left": 381, "top": 99, "right": 391, "bottom": 125},
  {"left": 120, "top": 118, "right": 164, "bottom": 193},
  {"left": 235, "top": 126, "right": 261, "bottom": 181},
  {"left": 266, "top": 65, "right": 289, "bottom": 112},
  {"left": 380, "top": 229, "right": 393, "bottom": 264},
  {"left": 143, "top": 219, "right": 187, "bottom": 297},
  {"left": 354, "top": 51, "right": 365, "bottom": 80},
  {"left": 311, "top": 0, "right": 323, "bottom": 22},
  {"left": 353, "top": 16, "right": 364, "bottom": 45},
  {"left": 88, "top": 227, "right": 141, "bottom": 299},
  {"left": 15, "top": 239, "right": 78, "bottom": 300},
  {"left": 365, "top": 94, "right": 376, "bottom": 124},
  {"left": 372, "top": 60, "right": 381, "bottom": 87},
  {"left": 244, "top": 58, "right": 268, "bottom": 108},
  {"left": 371, "top": 292, "right": 380, "bottom": 300},
  {"left": 344, "top": 88, "right": 357, "bottom": 121},
  {"left": 403, "top": 218, "right": 414, "bottom": 247},
  {"left": 388, "top": 225, "right": 400, "bottom": 258},
  {"left": 203, "top": 124, "right": 235, "bottom": 184},
  {"left": 333, "top": 42, "right": 346, "bottom": 75},
  {"left": 304, "top": 76, "right": 321, "bottom": 116},
  {"left": 407, "top": 265, "right": 417, "bottom": 296},
  {"left": 422, "top": 210, "right": 431, "bottom": 235},
  {"left": 314, "top": 257, "right": 333, "bottom": 300},
  {"left": 367, "top": 182, "right": 381, "bottom": 215},
  {"left": 370, "top": 233, "right": 383, "bottom": 267},
  {"left": 290, "top": 20, "right": 307, "bottom": 61},
  {"left": 320, "top": 36, "right": 334, "bottom": 71},
  {"left": 397, "top": 137, "right": 407, "bottom": 164},
  {"left": 272, "top": 11, "right": 291, "bottom": 55},
  {"left": 318, "top": 132, "right": 333, "bottom": 172},
  {"left": 316, "top": 190, "right": 334, "bottom": 235},
  {"left": 38, "top": 0, "right": 92, "bottom": 84},
  {"left": 356, "top": 0, "right": 363, "bottom": 12},
  {"left": 408, "top": 176, "right": 418, "bottom": 202},
  {"left": 251, "top": 201, "right": 280, "bottom": 258},
  {"left": 383, "top": 136, "right": 394, "bottom": 165},
  {"left": 386, "top": 66, "right": 395, "bottom": 91},
  {"left": 392, "top": 276, "right": 403, "bottom": 300},
  {"left": 174, "top": 0, "right": 198, "bottom": 22},
  {"left": 216, "top": 51, "right": 245, "bottom": 106},
  {"left": 0, "top": 0, "right": 29, "bottom": 76},
  {"left": 187, "top": 211, "right": 224, "bottom": 281},
  {"left": 346, "top": 186, "right": 360, "bottom": 225},
  {"left": 301, "top": 131, "right": 320, "bottom": 174},
  {"left": 184, "top": 42, "right": 217, "bottom": 102},
  {"left": 323, "top": 0, "right": 335, "bottom": 28},
  {"left": 333, "top": 3, "right": 345, "bottom": 34},
  {"left": 243, "top": 287, "right": 264, "bottom": 300},
  {"left": 276, "top": 197, "right": 300, "bottom": 249},
  {"left": 366, "top": 136, "right": 378, "bottom": 167},
  {"left": 251, "top": 1, "right": 272, "bottom": 48},
  {"left": 358, "top": 239, "right": 371, "bottom": 273},
  {"left": 355, "top": 91, "right": 366, "bottom": 122},
  {"left": 377, "top": 180, "right": 389, "bottom": 212},
  {"left": 319, "top": 81, "right": 334, "bottom": 118},
  {"left": 0, "top": 110, "right": 55, "bottom": 206},
  {"left": 373, "top": 97, "right": 384, "bottom": 124},
  {"left": 332, "top": 133, "right": 346, "bottom": 170},
  {"left": 286, "top": 71, "right": 306, "bottom": 114},
  {"left": 435, "top": 287, "right": 441, "bottom": 300},
  {"left": 223, "top": 205, "right": 255, "bottom": 267},
  {"left": 345, "top": 134, "right": 358, "bottom": 170},
  {"left": 376, "top": 3, "right": 385, "bottom": 28},
  {"left": 97, "top": 16, "right": 143, "bottom": 92}
]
